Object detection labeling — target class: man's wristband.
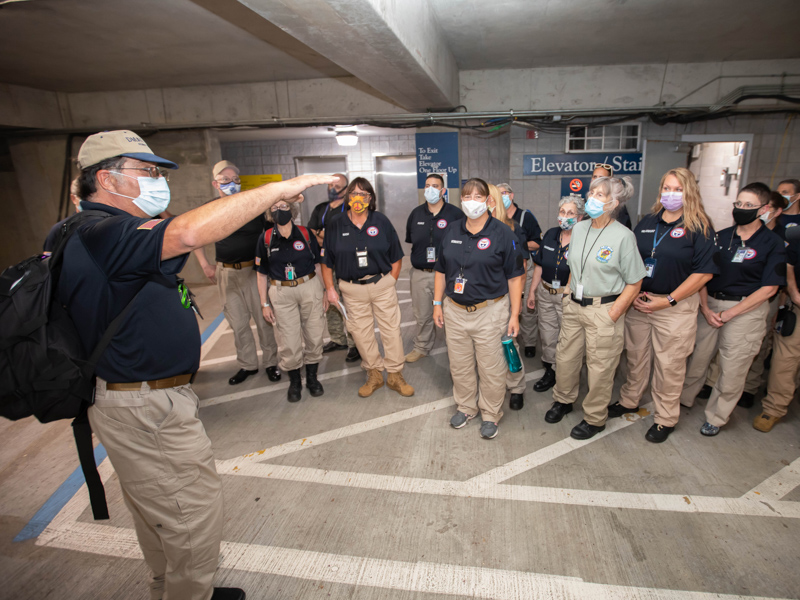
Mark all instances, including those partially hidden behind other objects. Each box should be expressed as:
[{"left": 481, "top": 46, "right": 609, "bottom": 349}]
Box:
[
  {"left": 432, "top": 300, "right": 442, "bottom": 306},
  {"left": 262, "top": 302, "right": 270, "bottom": 308}
]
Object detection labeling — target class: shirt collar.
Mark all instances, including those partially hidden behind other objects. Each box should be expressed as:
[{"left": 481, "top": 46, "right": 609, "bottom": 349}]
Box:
[
  {"left": 344, "top": 210, "right": 375, "bottom": 231},
  {"left": 459, "top": 213, "right": 494, "bottom": 236},
  {"left": 80, "top": 200, "right": 130, "bottom": 217}
]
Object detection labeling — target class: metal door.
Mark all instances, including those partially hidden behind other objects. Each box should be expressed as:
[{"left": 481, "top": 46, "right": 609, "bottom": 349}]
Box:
[
  {"left": 375, "top": 155, "right": 417, "bottom": 256},
  {"left": 294, "top": 156, "right": 348, "bottom": 226}
]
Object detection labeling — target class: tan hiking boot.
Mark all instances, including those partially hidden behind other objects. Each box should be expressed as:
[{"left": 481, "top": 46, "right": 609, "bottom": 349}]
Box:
[
  {"left": 753, "top": 412, "right": 781, "bottom": 432},
  {"left": 387, "top": 371, "right": 414, "bottom": 397},
  {"left": 404, "top": 349, "right": 426, "bottom": 363},
  {"left": 358, "top": 369, "right": 384, "bottom": 397}
]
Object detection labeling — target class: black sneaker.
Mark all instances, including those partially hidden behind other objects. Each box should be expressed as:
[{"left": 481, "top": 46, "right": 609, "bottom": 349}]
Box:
[
  {"left": 607, "top": 402, "right": 639, "bottom": 418},
  {"left": 265, "top": 366, "right": 282, "bottom": 382},
  {"left": 345, "top": 347, "right": 361, "bottom": 362},
  {"left": 544, "top": 401, "right": 572, "bottom": 423},
  {"left": 737, "top": 392, "right": 755, "bottom": 408},
  {"left": 645, "top": 423, "right": 674, "bottom": 443},
  {"left": 524, "top": 346, "right": 536, "bottom": 358},
  {"left": 323, "top": 341, "right": 347, "bottom": 353},
  {"left": 697, "top": 384, "right": 712, "bottom": 400},
  {"left": 228, "top": 368, "right": 258, "bottom": 385},
  {"left": 570, "top": 419, "right": 605, "bottom": 440},
  {"left": 509, "top": 393, "right": 524, "bottom": 410},
  {"left": 211, "top": 588, "right": 246, "bottom": 600}
]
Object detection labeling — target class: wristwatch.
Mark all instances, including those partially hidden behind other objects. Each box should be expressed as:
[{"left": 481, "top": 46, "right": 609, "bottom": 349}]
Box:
[
  {"left": 262, "top": 302, "right": 270, "bottom": 308},
  {"left": 666, "top": 295, "right": 677, "bottom": 306}
]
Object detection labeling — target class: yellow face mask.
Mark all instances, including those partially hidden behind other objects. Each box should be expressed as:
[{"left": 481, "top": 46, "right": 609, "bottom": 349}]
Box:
[{"left": 349, "top": 195, "right": 369, "bottom": 214}]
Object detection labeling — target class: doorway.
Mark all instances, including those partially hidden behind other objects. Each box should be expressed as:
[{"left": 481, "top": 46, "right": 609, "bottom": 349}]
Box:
[
  {"left": 294, "top": 156, "right": 348, "bottom": 226},
  {"left": 375, "top": 155, "right": 417, "bottom": 256}
]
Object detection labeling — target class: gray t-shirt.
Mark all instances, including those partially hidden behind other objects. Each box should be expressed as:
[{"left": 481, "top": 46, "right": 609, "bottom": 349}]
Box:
[{"left": 567, "top": 219, "right": 646, "bottom": 297}]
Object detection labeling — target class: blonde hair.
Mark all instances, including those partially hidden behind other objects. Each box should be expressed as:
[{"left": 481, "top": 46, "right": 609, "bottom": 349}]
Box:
[
  {"left": 488, "top": 184, "right": 515, "bottom": 231},
  {"left": 651, "top": 167, "right": 711, "bottom": 236}
]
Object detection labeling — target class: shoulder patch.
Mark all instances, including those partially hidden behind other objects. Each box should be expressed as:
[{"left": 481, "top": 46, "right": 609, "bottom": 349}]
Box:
[{"left": 137, "top": 218, "right": 164, "bottom": 231}]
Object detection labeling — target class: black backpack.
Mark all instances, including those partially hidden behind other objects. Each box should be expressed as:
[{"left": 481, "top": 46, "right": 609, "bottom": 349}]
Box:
[{"left": 0, "top": 210, "right": 138, "bottom": 520}]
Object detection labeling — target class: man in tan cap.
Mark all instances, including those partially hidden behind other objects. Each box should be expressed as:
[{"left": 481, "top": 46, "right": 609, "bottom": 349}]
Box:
[
  {"left": 193, "top": 159, "right": 281, "bottom": 386},
  {"left": 59, "top": 129, "right": 333, "bottom": 600}
]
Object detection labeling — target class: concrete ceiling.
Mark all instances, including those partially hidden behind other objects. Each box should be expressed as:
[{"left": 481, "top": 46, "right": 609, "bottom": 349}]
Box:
[
  {"left": 431, "top": 0, "right": 800, "bottom": 70},
  {"left": 0, "top": 0, "right": 348, "bottom": 92}
]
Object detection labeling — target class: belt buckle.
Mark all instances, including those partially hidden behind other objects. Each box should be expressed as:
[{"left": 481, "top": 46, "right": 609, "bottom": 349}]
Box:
[
  {"left": 549, "top": 288, "right": 557, "bottom": 295},
  {"left": 466, "top": 305, "right": 477, "bottom": 313},
  {"left": 288, "top": 279, "right": 298, "bottom": 287},
  {"left": 233, "top": 262, "right": 242, "bottom": 270}
]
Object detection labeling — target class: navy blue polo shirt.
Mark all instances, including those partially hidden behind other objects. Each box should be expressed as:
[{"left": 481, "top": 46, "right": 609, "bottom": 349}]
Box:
[
  {"left": 634, "top": 211, "right": 718, "bottom": 294},
  {"left": 208, "top": 197, "right": 268, "bottom": 263},
  {"left": 255, "top": 224, "right": 320, "bottom": 280},
  {"left": 787, "top": 240, "right": 799, "bottom": 267},
  {"left": 509, "top": 203, "right": 542, "bottom": 249},
  {"left": 405, "top": 201, "right": 465, "bottom": 269},
  {"left": 707, "top": 224, "right": 787, "bottom": 297},
  {"left": 57, "top": 201, "right": 200, "bottom": 383},
  {"left": 435, "top": 214, "right": 525, "bottom": 305},
  {"left": 533, "top": 226, "right": 571, "bottom": 285},
  {"left": 308, "top": 200, "right": 347, "bottom": 232},
  {"left": 323, "top": 210, "right": 404, "bottom": 281},
  {"left": 779, "top": 213, "right": 800, "bottom": 231}
]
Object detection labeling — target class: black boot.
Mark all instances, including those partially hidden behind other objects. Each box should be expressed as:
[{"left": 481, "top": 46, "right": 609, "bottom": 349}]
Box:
[
  {"left": 287, "top": 369, "right": 302, "bottom": 402},
  {"left": 305, "top": 363, "right": 324, "bottom": 397},
  {"left": 534, "top": 363, "right": 556, "bottom": 392}
]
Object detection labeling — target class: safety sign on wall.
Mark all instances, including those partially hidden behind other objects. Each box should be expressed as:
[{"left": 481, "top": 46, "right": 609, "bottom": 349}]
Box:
[{"left": 239, "top": 174, "right": 283, "bottom": 191}]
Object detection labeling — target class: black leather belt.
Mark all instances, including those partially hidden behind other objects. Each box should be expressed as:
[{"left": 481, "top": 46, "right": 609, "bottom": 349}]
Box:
[
  {"left": 710, "top": 291, "right": 744, "bottom": 302},
  {"left": 571, "top": 293, "right": 619, "bottom": 307},
  {"left": 344, "top": 273, "right": 384, "bottom": 285}
]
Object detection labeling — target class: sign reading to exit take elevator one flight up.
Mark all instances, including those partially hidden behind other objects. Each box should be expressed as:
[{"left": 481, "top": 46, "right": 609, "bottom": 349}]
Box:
[{"left": 416, "top": 132, "right": 460, "bottom": 189}]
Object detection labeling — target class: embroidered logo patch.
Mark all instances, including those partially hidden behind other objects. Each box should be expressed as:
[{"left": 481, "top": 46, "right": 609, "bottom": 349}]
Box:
[
  {"left": 787, "top": 223, "right": 798, "bottom": 228},
  {"left": 437, "top": 219, "right": 448, "bottom": 229},
  {"left": 564, "top": 250, "right": 569, "bottom": 260},
  {"left": 670, "top": 227, "right": 686, "bottom": 238},
  {"left": 137, "top": 219, "right": 164, "bottom": 231},
  {"left": 744, "top": 248, "right": 757, "bottom": 260},
  {"left": 477, "top": 237, "right": 491, "bottom": 250},
  {"left": 293, "top": 241, "right": 305, "bottom": 251},
  {"left": 367, "top": 226, "right": 379, "bottom": 237},
  {"left": 596, "top": 246, "right": 613, "bottom": 263}
]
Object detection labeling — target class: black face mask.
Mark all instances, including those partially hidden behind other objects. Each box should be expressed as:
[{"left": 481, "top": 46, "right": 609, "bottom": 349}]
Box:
[
  {"left": 732, "top": 207, "right": 761, "bottom": 226},
  {"left": 328, "top": 188, "right": 341, "bottom": 202},
  {"left": 274, "top": 209, "right": 293, "bottom": 226}
]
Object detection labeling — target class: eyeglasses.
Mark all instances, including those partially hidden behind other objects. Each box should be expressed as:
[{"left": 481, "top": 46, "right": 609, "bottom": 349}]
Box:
[
  {"left": 117, "top": 166, "right": 170, "bottom": 181},
  {"left": 348, "top": 192, "right": 371, "bottom": 199},
  {"left": 733, "top": 201, "right": 764, "bottom": 210},
  {"left": 216, "top": 177, "right": 241, "bottom": 185}
]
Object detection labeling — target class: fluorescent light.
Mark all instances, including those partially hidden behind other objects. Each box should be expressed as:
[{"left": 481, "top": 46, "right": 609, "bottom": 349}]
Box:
[{"left": 336, "top": 132, "right": 358, "bottom": 146}]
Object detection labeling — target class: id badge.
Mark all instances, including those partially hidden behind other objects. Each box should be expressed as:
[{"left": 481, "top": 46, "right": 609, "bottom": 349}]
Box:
[
  {"left": 356, "top": 250, "right": 369, "bottom": 269},
  {"left": 732, "top": 247, "right": 749, "bottom": 263},
  {"left": 575, "top": 283, "right": 584, "bottom": 300},
  {"left": 285, "top": 264, "right": 295, "bottom": 280},
  {"left": 552, "top": 279, "right": 561, "bottom": 289},
  {"left": 644, "top": 257, "right": 657, "bottom": 278},
  {"left": 426, "top": 247, "right": 436, "bottom": 263},
  {"left": 454, "top": 277, "right": 467, "bottom": 294}
]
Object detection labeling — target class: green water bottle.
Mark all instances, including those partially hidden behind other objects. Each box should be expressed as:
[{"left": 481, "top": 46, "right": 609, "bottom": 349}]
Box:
[{"left": 501, "top": 335, "right": 522, "bottom": 373}]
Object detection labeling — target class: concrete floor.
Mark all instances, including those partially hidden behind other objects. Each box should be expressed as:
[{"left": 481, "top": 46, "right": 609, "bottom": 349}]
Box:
[{"left": 2, "top": 266, "right": 800, "bottom": 600}]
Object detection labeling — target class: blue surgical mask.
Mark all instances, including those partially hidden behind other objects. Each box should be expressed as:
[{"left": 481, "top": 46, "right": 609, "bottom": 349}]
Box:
[
  {"left": 424, "top": 187, "right": 441, "bottom": 204},
  {"left": 585, "top": 196, "right": 607, "bottom": 219},
  {"left": 502, "top": 194, "right": 511, "bottom": 209},
  {"left": 109, "top": 172, "right": 171, "bottom": 217},
  {"left": 220, "top": 182, "right": 241, "bottom": 196}
]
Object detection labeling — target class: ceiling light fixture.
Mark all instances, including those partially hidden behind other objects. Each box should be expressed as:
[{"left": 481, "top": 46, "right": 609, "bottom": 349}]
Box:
[{"left": 336, "top": 132, "right": 359, "bottom": 146}]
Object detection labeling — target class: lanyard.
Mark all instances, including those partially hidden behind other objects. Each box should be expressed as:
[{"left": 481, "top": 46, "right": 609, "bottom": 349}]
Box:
[
  {"left": 579, "top": 222, "right": 610, "bottom": 282},
  {"left": 555, "top": 231, "right": 568, "bottom": 271},
  {"left": 321, "top": 201, "right": 345, "bottom": 227},
  {"left": 651, "top": 221, "right": 678, "bottom": 258}
]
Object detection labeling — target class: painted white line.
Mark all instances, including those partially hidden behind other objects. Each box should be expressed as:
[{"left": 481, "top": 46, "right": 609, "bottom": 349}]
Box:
[
  {"left": 742, "top": 455, "right": 800, "bottom": 501},
  {"left": 468, "top": 404, "right": 654, "bottom": 485},
  {"left": 37, "top": 521, "right": 797, "bottom": 599},
  {"left": 398, "top": 298, "right": 412, "bottom": 304},
  {"left": 396, "top": 290, "right": 411, "bottom": 294},
  {"left": 229, "top": 461, "right": 800, "bottom": 520},
  {"left": 216, "top": 396, "right": 456, "bottom": 470}
]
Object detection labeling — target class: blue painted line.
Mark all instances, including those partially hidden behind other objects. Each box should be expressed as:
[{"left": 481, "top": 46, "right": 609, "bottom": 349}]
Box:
[
  {"left": 14, "top": 444, "right": 108, "bottom": 542},
  {"left": 14, "top": 312, "right": 225, "bottom": 542}
]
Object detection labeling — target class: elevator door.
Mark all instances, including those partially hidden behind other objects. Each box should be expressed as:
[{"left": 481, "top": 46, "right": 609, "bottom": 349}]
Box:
[
  {"left": 375, "top": 155, "right": 417, "bottom": 257},
  {"left": 294, "top": 156, "right": 348, "bottom": 226}
]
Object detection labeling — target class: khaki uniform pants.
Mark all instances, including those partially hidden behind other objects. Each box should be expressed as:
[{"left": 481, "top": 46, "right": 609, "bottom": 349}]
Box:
[
  {"left": 339, "top": 274, "right": 405, "bottom": 373},
  {"left": 326, "top": 270, "right": 355, "bottom": 348},
  {"left": 217, "top": 265, "right": 277, "bottom": 370},
  {"left": 762, "top": 304, "right": 800, "bottom": 418},
  {"left": 519, "top": 260, "right": 539, "bottom": 348},
  {"left": 443, "top": 296, "right": 509, "bottom": 423},
  {"left": 680, "top": 297, "right": 768, "bottom": 427},
  {"left": 89, "top": 379, "right": 223, "bottom": 600},
  {"left": 268, "top": 276, "right": 325, "bottom": 372},
  {"left": 552, "top": 297, "right": 625, "bottom": 426},
  {"left": 536, "top": 282, "right": 564, "bottom": 365},
  {"left": 410, "top": 268, "right": 437, "bottom": 355},
  {"left": 619, "top": 294, "right": 699, "bottom": 427}
]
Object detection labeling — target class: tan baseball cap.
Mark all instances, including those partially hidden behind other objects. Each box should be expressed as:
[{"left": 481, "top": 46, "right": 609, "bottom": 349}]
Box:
[
  {"left": 77, "top": 130, "right": 178, "bottom": 170},
  {"left": 213, "top": 160, "right": 240, "bottom": 178}
]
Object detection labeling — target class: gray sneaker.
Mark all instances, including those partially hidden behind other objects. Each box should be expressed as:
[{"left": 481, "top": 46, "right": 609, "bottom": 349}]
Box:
[
  {"left": 480, "top": 421, "right": 499, "bottom": 439},
  {"left": 450, "top": 411, "right": 475, "bottom": 429}
]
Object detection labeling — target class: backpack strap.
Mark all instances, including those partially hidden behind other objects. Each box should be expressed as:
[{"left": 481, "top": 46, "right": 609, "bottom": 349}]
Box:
[
  {"left": 72, "top": 410, "right": 109, "bottom": 520},
  {"left": 519, "top": 209, "right": 526, "bottom": 228}
]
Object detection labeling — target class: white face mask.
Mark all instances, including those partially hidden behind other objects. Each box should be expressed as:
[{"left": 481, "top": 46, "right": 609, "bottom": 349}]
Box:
[
  {"left": 760, "top": 210, "right": 773, "bottom": 224},
  {"left": 424, "top": 186, "right": 441, "bottom": 204},
  {"left": 461, "top": 199, "right": 488, "bottom": 219},
  {"left": 108, "top": 172, "right": 171, "bottom": 217}
]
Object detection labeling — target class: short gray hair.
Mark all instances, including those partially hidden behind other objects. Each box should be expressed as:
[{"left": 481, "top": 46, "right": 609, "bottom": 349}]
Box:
[
  {"left": 559, "top": 194, "right": 585, "bottom": 216},
  {"left": 265, "top": 202, "right": 300, "bottom": 223},
  {"left": 497, "top": 182, "right": 514, "bottom": 194}
]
